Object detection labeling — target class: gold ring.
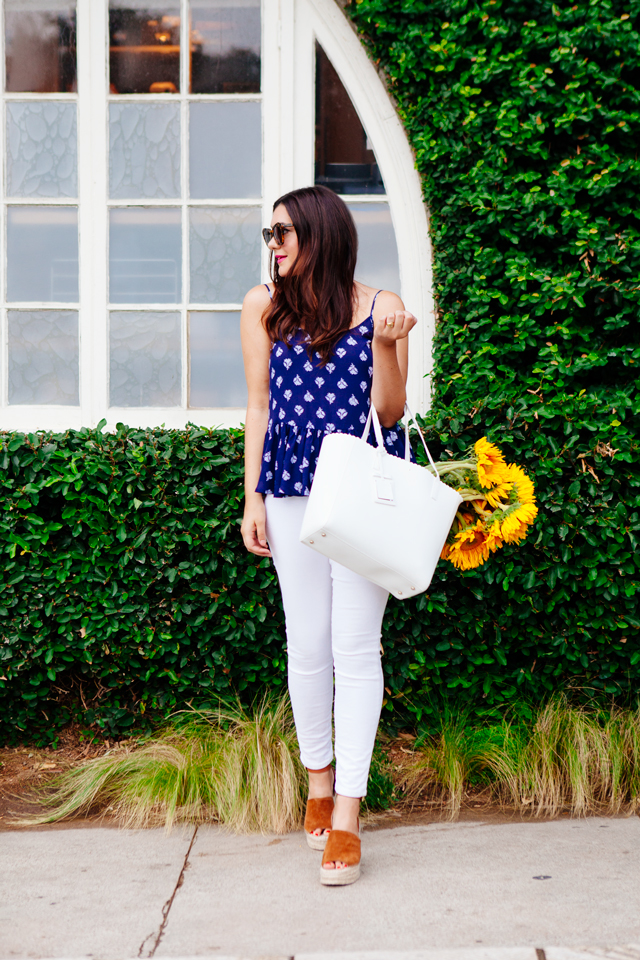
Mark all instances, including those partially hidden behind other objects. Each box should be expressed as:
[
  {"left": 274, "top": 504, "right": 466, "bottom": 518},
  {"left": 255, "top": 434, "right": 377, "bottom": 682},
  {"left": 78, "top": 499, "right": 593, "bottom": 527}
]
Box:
[{"left": 386, "top": 318, "right": 395, "bottom": 326}]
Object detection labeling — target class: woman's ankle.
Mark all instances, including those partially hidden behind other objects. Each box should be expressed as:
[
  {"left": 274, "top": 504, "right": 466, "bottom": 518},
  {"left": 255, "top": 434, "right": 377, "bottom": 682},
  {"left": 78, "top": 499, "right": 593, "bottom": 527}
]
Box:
[
  {"left": 331, "top": 794, "right": 360, "bottom": 833},
  {"left": 307, "top": 765, "right": 334, "bottom": 799}
]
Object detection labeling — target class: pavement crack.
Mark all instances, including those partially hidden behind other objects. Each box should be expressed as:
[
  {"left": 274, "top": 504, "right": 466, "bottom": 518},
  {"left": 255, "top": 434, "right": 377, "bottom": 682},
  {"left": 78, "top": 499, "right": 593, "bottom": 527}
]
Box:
[{"left": 138, "top": 824, "right": 199, "bottom": 959}]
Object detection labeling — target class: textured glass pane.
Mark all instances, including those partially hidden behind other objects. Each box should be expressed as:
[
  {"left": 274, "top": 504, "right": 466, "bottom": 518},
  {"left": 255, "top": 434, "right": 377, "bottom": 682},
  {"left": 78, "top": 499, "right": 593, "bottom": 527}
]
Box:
[
  {"left": 315, "top": 44, "right": 384, "bottom": 195},
  {"left": 348, "top": 203, "right": 400, "bottom": 295},
  {"left": 110, "top": 208, "right": 181, "bottom": 303},
  {"left": 110, "top": 103, "right": 180, "bottom": 199},
  {"left": 189, "top": 311, "right": 246, "bottom": 407},
  {"left": 191, "top": 0, "right": 260, "bottom": 94},
  {"left": 7, "top": 206, "right": 78, "bottom": 302},
  {"left": 189, "top": 207, "right": 260, "bottom": 303},
  {"left": 110, "top": 311, "right": 181, "bottom": 406},
  {"left": 109, "top": 3, "right": 180, "bottom": 94},
  {"left": 7, "top": 102, "right": 77, "bottom": 198},
  {"left": 8, "top": 310, "right": 78, "bottom": 405},
  {"left": 189, "top": 102, "right": 261, "bottom": 199},
  {"left": 5, "top": 3, "right": 76, "bottom": 93}
]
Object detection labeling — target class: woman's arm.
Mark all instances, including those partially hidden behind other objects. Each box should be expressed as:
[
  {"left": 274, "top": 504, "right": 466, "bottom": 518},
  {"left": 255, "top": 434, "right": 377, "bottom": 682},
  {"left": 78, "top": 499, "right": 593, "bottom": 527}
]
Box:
[
  {"left": 240, "top": 284, "right": 273, "bottom": 557},
  {"left": 370, "top": 290, "right": 418, "bottom": 427}
]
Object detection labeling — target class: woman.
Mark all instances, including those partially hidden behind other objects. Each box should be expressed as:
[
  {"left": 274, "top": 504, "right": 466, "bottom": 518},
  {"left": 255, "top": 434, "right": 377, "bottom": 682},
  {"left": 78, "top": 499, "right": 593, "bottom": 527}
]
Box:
[{"left": 240, "top": 185, "right": 416, "bottom": 885}]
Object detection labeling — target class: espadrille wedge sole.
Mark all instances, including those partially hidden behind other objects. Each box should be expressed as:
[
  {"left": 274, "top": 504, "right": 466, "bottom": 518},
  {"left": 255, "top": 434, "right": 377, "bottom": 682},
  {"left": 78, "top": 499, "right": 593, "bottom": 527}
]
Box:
[
  {"left": 320, "top": 824, "right": 361, "bottom": 886},
  {"left": 320, "top": 861, "right": 361, "bottom": 885},
  {"left": 304, "top": 782, "right": 335, "bottom": 850},
  {"left": 306, "top": 827, "right": 330, "bottom": 851}
]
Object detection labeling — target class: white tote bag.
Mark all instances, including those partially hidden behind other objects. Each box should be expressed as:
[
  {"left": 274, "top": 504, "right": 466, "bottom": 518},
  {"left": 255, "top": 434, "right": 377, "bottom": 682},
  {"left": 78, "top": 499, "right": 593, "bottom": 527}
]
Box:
[{"left": 299, "top": 404, "right": 463, "bottom": 599}]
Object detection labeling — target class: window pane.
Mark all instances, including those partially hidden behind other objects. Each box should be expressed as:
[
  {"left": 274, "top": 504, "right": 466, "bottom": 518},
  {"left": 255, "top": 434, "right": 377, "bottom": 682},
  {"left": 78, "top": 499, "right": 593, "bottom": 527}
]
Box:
[
  {"left": 191, "top": 0, "right": 260, "bottom": 94},
  {"left": 348, "top": 203, "right": 400, "bottom": 295},
  {"left": 8, "top": 310, "right": 78, "bottom": 405},
  {"left": 6, "top": 102, "right": 77, "bottom": 198},
  {"left": 189, "top": 102, "right": 261, "bottom": 199},
  {"left": 7, "top": 206, "right": 78, "bottom": 302},
  {"left": 110, "top": 102, "right": 180, "bottom": 199},
  {"left": 315, "top": 44, "right": 384, "bottom": 195},
  {"left": 109, "top": 3, "right": 180, "bottom": 94},
  {"left": 109, "top": 208, "right": 181, "bottom": 303},
  {"left": 189, "top": 311, "right": 246, "bottom": 407},
  {"left": 110, "top": 311, "right": 181, "bottom": 406},
  {"left": 189, "top": 206, "right": 260, "bottom": 303},
  {"left": 5, "top": 2, "right": 76, "bottom": 93}
]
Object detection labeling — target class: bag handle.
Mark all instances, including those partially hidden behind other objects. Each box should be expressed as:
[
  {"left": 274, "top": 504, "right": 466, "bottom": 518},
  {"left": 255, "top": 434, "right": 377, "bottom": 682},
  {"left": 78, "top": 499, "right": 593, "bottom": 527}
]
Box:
[
  {"left": 361, "top": 402, "right": 386, "bottom": 449},
  {"left": 403, "top": 403, "right": 439, "bottom": 475},
  {"left": 362, "top": 401, "right": 440, "bottom": 478}
]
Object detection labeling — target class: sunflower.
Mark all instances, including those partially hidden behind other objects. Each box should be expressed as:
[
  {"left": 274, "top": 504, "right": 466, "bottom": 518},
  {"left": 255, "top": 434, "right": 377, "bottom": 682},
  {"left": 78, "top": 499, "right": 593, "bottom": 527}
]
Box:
[
  {"left": 499, "top": 463, "right": 538, "bottom": 543},
  {"left": 485, "top": 480, "right": 514, "bottom": 508},
  {"left": 446, "top": 520, "right": 503, "bottom": 571},
  {"left": 474, "top": 437, "right": 511, "bottom": 489}
]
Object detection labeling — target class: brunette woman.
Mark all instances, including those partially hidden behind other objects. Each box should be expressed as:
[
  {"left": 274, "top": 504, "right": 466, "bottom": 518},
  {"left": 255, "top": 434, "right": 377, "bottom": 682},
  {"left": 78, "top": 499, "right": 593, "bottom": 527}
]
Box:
[{"left": 240, "top": 185, "right": 416, "bottom": 885}]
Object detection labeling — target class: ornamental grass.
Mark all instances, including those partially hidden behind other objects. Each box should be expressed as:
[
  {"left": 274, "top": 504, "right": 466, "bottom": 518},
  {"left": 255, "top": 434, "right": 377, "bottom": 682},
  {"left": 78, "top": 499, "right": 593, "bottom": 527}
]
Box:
[
  {"left": 16, "top": 695, "right": 306, "bottom": 834},
  {"left": 401, "top": 697, "right": 640, "bottom": 820},
  {"left": 14, "top": 695, "right": 640, "bottom": 831}
]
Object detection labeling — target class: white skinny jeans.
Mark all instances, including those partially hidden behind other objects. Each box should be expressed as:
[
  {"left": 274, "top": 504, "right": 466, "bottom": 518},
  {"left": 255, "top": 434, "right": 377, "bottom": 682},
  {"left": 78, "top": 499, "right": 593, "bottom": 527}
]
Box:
[{"left": 265, "top": 494, "right": 389, "bottom": 798}]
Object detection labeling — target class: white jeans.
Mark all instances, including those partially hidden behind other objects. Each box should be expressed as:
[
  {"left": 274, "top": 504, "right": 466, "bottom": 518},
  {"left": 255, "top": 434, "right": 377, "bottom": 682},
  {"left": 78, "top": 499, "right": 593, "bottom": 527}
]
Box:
[{"left": 265, "top": 494, "right": 389, "bottom": 798}]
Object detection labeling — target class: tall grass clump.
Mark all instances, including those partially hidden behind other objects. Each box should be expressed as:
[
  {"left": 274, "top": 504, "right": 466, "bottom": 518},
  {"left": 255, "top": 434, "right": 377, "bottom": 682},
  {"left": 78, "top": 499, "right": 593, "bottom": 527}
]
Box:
[
  {"left": 403, "top": 698, "right": 640, "bottom": 819},
  {"left": 17, "top": 696, "right": 306, "bottom": 834}
]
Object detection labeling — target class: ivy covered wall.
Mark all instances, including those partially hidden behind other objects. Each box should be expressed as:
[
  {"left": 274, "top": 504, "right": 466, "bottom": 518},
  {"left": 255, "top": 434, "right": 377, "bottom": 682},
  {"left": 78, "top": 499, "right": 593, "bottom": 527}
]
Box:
[{"left": 1, "top": 0, "right": 639, "bottom": 743}]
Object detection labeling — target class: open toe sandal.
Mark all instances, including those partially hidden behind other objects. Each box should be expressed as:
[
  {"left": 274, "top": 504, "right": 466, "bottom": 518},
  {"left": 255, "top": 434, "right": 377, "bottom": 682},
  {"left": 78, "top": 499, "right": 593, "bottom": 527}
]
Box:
[
  {"left": 305, "top": 796, "right": 335, "bottom": 850},
  {"left": 304, "top": 769, "right": 335, "bottom": 851},
  {"left": 320, "top": 821, "right": 361, "bottom": 886}
]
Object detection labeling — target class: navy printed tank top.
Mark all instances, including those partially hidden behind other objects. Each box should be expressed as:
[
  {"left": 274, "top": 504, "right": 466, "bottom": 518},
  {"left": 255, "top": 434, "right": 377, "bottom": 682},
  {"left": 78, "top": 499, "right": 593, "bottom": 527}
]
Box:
[{"left": 256, "top": 287, "right": 411, "bottom": 498}]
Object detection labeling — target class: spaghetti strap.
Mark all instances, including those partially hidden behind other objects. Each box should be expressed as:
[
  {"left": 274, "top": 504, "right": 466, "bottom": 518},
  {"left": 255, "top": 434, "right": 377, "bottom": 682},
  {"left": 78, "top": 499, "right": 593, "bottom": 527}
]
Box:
[
  {"left": 368, "top": 289, "right": 383, "bottom": 320},
  {"left": 264, "top": 283, "right": 273, "bottom": 300}
]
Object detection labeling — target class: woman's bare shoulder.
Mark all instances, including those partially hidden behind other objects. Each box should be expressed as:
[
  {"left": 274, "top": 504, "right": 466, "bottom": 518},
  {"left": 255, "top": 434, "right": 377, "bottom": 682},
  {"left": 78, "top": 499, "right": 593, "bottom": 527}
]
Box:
[
  {"left": 372, "top": 288, "right": 404, "bottom": 313},
  {"left": 243, "top": 283, "right": 273, "bottom": 307},
  {"left": 354, "top": 281, "right": 403, "bottom": 312}
]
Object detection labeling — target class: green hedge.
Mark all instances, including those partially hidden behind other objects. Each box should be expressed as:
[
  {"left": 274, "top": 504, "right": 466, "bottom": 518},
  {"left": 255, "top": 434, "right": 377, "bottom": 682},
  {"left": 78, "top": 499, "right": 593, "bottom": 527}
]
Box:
[
  {"left": 0, "top": 426, "right": 286, "bottom": 743},
  {"left": 2, "top": 0, "right": 640, "bottom": 743}
]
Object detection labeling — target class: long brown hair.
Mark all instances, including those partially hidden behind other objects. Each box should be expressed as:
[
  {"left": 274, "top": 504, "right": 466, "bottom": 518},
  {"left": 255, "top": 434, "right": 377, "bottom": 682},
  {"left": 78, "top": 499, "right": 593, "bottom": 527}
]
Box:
[{"left": 263, "top": 185, "right": 358, "bottom": 364}]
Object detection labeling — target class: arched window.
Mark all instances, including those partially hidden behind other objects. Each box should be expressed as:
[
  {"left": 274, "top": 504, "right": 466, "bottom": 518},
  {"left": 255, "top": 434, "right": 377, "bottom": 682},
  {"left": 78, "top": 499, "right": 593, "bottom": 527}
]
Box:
[{"left": 0, "top": 0, "right": 432, "bottom": 432}]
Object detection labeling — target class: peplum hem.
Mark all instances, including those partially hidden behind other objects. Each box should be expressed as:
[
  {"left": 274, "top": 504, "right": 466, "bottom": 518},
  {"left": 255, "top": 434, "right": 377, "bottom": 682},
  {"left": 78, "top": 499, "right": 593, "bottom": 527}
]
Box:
[
  {"left": 256, "top": 422, "right": 324, "bottom": 498},
  {"left": 256, "top": 419, "right": 410, "bottom": 498}
]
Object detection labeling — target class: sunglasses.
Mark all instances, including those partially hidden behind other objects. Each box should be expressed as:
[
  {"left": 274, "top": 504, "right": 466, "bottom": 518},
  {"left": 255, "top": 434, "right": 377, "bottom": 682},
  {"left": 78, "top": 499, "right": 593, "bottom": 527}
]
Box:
[{"left": 262, "top": 222, "right": 294, "bottom": 247}]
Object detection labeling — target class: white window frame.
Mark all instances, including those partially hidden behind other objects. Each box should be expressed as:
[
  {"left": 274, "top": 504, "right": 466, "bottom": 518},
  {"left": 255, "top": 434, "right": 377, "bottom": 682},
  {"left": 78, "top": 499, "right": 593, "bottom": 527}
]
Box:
[{"left": 0, "top": 0, "right": 432, "bottom": 434}]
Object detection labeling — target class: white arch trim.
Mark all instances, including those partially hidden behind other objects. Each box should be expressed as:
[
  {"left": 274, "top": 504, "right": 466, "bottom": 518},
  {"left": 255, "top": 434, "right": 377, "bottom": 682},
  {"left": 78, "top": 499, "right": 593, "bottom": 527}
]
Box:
[{"left": 289, "top": 0, "right": 434, "bottom": 413}]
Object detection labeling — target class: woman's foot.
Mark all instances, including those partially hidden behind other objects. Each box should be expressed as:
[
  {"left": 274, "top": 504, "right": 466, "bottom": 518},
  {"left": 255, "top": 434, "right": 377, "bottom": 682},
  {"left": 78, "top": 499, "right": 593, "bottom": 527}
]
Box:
[
  {"left": 304, "top": 765, "right": 335, "bottom": 849},
  {"left": 321, "top": 794, "right": 360, "bottom": 871}
]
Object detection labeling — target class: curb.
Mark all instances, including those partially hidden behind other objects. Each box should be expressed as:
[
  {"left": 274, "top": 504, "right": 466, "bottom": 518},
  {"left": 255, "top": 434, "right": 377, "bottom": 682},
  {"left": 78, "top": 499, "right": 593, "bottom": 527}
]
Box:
[{"left": 4, "top": 948, "right": 639, "bottom": 960}]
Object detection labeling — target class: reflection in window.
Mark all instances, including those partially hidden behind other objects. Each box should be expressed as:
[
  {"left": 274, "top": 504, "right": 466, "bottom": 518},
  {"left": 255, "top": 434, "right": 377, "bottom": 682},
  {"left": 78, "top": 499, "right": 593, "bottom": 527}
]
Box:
[
  {"left": 7, "top": 206, "right": 79, "bottom": 302},
  {"left": 191, "top": 0, "right": 260, "bottom": 94},
  {"left": 6, "top": 102, "right": 77, "bottom": 198},
  {"left": 109, "top": 208, "right": 182, "bottom": 303},
  {"left": 109, "top": 3, "right": 180, "bottom": 93},
  {"left": 110, "top": 311, "right": 181, "bottom": 406},
  {"left": 109, "top": 102, "right": 180, "bottom": 199},
  {"left": 189, "top": 312, "right": 246, "bottom": 407},
  {"left": 189, "top": 101, "right": 261, "bottom": 199},
  {"left": 315, "top": 43, "right": 384, "bottom": 195},
  {"left": 4, "top": 2, "right": 76, "bottom": 93},
  {"left": 189, "top": 207, "right": 261, "bottom": 303},
  {"left": 8, "top": 310, "right": 79, "bottom": 405},
  {"left": 347, "top": 203, "right": 400, "bottom": 294}
]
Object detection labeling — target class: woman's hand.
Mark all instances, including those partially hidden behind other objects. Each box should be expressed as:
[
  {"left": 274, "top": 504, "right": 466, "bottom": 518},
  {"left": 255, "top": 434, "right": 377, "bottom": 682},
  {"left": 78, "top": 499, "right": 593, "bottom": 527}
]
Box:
[
  {"left": 241, "top": 497, "right": 272, "bottom": 557},
  {"left": 372, "top": 310, "right": 417, "bottom": 345}
]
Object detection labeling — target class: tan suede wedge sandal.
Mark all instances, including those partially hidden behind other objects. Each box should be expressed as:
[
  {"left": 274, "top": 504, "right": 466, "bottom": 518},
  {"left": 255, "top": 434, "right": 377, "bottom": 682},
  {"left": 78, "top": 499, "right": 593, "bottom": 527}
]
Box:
[
  {"left": 319, "top": 822, "right": 361, "bottom": 886},
  {"left": 304, "top": 795, "right": 335, "bottom": 850}
]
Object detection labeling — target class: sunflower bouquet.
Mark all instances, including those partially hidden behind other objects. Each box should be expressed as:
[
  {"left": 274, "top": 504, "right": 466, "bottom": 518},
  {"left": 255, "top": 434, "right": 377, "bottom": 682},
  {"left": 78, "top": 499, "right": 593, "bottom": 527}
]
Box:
[{"left": 426, "top": 438, "right": 538, "bottom": 571}]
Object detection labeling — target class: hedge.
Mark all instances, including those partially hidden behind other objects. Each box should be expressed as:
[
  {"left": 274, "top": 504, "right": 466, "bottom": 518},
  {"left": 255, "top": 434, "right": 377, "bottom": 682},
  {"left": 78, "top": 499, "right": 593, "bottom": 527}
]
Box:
[{"left": 2, "top": 0, "right": 640, "bottom": 743}]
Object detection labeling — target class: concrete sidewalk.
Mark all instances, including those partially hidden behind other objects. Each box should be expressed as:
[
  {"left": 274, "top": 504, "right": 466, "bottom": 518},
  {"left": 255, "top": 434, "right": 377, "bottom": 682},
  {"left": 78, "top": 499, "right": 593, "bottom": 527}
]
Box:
[{"left": 1, "top": 816, "right": 639, "bottom": 959}]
